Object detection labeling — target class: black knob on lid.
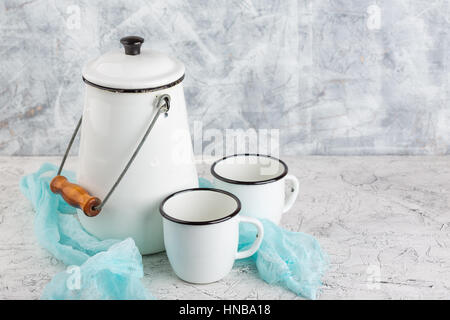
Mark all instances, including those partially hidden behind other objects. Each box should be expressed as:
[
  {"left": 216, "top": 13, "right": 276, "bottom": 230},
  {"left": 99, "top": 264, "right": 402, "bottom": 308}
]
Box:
[{"left": 120, "top": 36, "right": 144, "bottom": 55}]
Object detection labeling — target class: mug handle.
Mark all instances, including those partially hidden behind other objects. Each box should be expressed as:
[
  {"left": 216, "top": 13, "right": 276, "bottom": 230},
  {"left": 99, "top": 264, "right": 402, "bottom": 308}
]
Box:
[
  {"left": 282, "top": 174, "right": 300, "bottom": 213},
  {"left": 236, "top": 216, "right": 264, "bottom": 260}
]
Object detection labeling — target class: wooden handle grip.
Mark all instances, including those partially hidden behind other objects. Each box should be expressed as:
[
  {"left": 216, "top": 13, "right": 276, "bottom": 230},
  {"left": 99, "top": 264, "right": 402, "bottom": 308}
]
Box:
[{"left": 50, "top": 175, "right": 101, "bottom": 217}]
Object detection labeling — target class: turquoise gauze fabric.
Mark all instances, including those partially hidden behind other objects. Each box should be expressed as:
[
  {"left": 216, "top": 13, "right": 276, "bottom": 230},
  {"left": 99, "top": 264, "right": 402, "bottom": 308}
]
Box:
[
  {"left": 20, "top": 163, "right": 149, "bottom": 300},
  {"left": 198, "top": 177, "right": 328, "bottom": 300},
  {"left": 20, "top": 163, "right": 328, "bottom": 300}
]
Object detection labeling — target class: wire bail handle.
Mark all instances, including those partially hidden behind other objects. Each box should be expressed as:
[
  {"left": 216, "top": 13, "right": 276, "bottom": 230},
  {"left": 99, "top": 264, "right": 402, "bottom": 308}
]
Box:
[{"left": 50, "top": 94, "right": 171, "bottom": 217}]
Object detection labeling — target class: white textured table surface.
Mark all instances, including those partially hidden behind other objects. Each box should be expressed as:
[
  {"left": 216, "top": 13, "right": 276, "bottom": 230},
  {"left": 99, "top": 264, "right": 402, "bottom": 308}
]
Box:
[{"left": 1, "top": 156, "right": 449, "bottom": 300}]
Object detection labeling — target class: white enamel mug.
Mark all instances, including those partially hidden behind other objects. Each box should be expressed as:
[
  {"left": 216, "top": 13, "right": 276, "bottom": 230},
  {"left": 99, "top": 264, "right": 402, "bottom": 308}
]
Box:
[
  {"left": 160, "top": 188, "right": 264, "bottom": 284},
  {"left": 211, "top": 154, "right": 300, "bottom": 225}
]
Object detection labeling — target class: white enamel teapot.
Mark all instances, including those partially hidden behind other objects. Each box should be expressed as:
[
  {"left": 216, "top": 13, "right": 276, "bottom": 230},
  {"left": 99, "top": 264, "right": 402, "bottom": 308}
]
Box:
[{"left": 50, "top": 36, "right": 198, "bottom": 255}]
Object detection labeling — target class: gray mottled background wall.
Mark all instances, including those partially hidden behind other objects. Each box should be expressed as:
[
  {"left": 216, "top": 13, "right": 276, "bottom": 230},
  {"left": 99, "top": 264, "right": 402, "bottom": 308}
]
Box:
[{"left": 1, "top": 0, "right": 449, "bottom": 156}]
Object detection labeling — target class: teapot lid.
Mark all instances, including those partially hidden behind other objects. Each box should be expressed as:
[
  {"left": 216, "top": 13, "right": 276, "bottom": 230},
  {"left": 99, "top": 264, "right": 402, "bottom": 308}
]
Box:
[{"left": 82, "top": 36, "right": 185, "bottom": 92}]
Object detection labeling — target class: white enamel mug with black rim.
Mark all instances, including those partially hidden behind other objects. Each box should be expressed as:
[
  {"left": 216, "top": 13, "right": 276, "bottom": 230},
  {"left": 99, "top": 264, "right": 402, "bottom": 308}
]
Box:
[
  {"left": 160, "top": 188, "right": 264, "bottom": 284},
  {"left": 211, "top": 154, "right": 300, "bottom": 225}
]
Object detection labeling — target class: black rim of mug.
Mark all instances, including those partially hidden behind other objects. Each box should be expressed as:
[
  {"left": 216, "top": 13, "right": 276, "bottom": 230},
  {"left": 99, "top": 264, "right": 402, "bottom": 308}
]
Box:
[
  {"left": 210, "top": 153, "right": 289, "bottom": 185},
  {"left": 159, "top": 188, "right": 242, "bottom": 225}
]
